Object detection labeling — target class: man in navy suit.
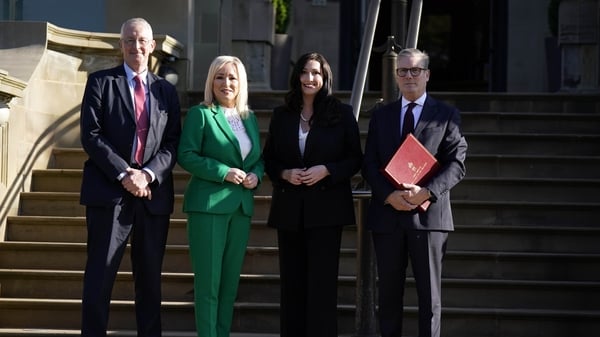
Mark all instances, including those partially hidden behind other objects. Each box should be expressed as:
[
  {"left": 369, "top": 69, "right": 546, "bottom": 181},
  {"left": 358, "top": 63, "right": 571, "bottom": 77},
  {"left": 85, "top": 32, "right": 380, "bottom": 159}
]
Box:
[
  {"left": 79, "top": 18, "right": 181, "bottom": 337},
  {"left": 362, "top": 48, "right": 467, "bottom": 337}
]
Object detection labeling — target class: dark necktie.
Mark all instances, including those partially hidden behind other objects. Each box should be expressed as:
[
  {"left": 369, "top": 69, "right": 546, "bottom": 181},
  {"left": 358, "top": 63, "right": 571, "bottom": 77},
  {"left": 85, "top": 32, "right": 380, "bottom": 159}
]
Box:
[
  {"left": 402, "top": 102, "right": 416, "bottom": 140},
  {"left": 134, "top": 75, "right": 149, "bottom": 165}
]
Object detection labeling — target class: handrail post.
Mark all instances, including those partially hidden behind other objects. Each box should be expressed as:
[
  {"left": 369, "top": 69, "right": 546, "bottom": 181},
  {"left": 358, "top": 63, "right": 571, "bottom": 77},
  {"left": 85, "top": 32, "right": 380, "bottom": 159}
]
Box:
[
  {"left": 353, "top": 193, "right": 378, "bottom": 337},
  {"left": 381, "top": 36, "right": 400, "bottom": 104},
  {"left": 391, "top": 0, "right": 408, "bottom": 46}
]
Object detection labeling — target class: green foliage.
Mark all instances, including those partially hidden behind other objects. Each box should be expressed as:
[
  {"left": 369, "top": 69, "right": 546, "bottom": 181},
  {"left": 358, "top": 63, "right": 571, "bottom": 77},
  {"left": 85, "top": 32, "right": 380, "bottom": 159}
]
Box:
[{"left": 274, "top": 0, "right": 291, "bottom": 34}]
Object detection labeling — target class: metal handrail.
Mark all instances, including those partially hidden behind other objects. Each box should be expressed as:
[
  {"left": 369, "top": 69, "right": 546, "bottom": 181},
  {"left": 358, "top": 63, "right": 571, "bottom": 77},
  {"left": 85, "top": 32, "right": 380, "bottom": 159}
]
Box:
[
  {"left": 405, "top": 0, "right": 423, "bottom": 48},
  {"left": 350, "top": 0, "right": 381, "bottom": 121}
]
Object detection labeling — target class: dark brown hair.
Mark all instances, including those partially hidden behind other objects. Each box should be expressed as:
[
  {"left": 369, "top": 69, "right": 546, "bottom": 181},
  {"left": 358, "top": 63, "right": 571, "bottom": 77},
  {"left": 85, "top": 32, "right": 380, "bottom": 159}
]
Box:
[{"left": 284, "top": 52, "right": 341, "bottom": 126}]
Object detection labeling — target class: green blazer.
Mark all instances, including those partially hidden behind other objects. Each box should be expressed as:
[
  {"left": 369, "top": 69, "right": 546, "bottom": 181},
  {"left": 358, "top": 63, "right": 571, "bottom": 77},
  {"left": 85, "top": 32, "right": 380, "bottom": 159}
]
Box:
[{"left": 178, "top": 103, "right": 264, "bottom": 216}]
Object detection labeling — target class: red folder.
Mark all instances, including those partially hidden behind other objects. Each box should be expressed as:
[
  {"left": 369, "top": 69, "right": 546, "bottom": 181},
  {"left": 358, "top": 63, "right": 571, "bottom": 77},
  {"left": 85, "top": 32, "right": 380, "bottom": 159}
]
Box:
[{"left": 382, "top": 133, "right": 440, "bottom": 212}]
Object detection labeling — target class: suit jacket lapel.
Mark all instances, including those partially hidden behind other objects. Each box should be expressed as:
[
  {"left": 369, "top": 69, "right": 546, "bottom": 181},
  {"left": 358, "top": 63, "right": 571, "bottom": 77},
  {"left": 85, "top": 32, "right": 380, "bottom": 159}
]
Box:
[
  {"left": 387, "top": 100, "right": 403, "bottom": 149},
  {"left": 147, "top": 74, "right": 162, "bottom": 137},
  {"left": 142, "top": 74, "right": 162, "bottom": 163},
  {"left": 414, "top": 97, "right": 435, "bottom": 137},
  {"left": 212, "top": 105, "right": 243, "bottom": 160},
  {"left": 289, "top": 113, "right": 304, "bottom": 163},
  {"left": 115, "top": 67, "right": 135, "bottom": 121}
]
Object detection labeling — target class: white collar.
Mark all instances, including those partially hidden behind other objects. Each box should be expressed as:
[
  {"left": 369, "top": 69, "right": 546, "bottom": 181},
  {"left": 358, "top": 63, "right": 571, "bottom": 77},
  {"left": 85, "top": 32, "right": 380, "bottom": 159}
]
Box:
[
  {"left": 123, "top": 63, "right": 148, "bottom": 84},
  {"left": 401, "top": 93, "right": 427, "bottom": 108}
]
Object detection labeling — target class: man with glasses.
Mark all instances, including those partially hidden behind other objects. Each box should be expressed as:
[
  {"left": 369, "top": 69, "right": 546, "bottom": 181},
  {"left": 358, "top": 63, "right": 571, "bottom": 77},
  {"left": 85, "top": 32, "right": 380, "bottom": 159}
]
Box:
[
  {"left": 79, "top": 17, "right": 181, "bottom": 337},
  {"left": 362, "top": 48, "right": 468, "bottom": 337}
]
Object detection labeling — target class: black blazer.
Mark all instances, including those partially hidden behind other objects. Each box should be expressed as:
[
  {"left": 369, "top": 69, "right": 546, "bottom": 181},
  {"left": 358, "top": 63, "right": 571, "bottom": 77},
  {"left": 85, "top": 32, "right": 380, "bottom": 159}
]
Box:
[
  {"left": 79, "top": 65, "right": 181, "bottom": 215},
  {"left": 362, "top": 95, "right": 467, "bottom": 232},
  {"left": 263, "top": 102, "right": 363, "bottom": 229}
]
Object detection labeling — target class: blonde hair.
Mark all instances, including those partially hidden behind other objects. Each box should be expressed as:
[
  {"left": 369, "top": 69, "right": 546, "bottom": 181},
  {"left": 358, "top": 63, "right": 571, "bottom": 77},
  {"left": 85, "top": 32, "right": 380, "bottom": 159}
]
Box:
[{"left": 203, "top": 55, "right": 250, "bottom": 118}]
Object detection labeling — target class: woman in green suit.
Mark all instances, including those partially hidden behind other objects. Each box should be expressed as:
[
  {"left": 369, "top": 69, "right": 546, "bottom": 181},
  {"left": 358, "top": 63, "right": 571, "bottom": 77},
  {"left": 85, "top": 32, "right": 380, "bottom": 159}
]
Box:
[{"left": 178, "top": 55, "right": 264, "bottom": 337}]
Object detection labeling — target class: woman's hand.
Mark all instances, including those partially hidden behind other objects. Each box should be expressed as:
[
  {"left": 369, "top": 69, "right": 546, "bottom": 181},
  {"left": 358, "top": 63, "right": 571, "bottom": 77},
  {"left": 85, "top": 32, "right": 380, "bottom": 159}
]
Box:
[
  {"left": 282, "top": 168, "right": 306, "bottom": 185},
  {"left": 299, "top": 165, "right": 330, "bottom": 186},
  {"left": 225, "top": 168, "right": 247, "bottom": 185},
  {"left": 242, "top": 172, "right": 259, "bottom": 189}
]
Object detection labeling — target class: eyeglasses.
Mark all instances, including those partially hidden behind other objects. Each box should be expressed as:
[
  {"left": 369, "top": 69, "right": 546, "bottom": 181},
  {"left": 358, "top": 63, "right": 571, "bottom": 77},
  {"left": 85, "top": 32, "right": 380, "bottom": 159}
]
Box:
[
  {"left": 123, "top": 38, "right": 151, "bottom": 46},
  {"left": 396, "top": 67, "right": 427, "bottom": 77}
]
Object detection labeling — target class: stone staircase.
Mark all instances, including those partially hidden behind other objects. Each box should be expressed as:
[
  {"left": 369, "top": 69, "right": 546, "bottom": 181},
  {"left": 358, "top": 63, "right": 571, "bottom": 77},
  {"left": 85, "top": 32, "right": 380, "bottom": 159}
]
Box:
[{"left": 1, "top": 92, "right": 600, "bottom": 337}]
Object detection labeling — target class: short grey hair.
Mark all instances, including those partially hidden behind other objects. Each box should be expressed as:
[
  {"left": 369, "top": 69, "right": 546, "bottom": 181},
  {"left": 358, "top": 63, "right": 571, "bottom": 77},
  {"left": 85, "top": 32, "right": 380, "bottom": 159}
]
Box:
[
  {"left": 120, "top": 18, "right": 153, "bottom": 39},
  {"left": 397, "top": 48, "right": 429, "bottom": 69}
]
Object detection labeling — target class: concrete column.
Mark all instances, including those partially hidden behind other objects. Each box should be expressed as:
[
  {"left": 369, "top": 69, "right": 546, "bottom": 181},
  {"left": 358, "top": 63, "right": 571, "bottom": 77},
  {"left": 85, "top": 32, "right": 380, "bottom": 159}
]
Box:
[
  {"left": 232, "top": 0, "right": 275, "bottom": 90},
  {"left": 558, "top": 0, "right": 600, "bottom": 91}
]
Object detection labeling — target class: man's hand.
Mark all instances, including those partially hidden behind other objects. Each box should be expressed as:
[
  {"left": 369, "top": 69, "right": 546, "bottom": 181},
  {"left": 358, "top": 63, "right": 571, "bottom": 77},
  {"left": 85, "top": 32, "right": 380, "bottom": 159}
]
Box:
[
  {"left": 384, "top": 190, "right": 418, "bottom": 211},
  {"left": 384, "top": 184, "right": 431, "bottom": 211},
  {"left": 121, "top": 167, "right": 152, "bottom": 199},
  {"left": 399, "top": 183, "right": 430, "bottom": 206}
]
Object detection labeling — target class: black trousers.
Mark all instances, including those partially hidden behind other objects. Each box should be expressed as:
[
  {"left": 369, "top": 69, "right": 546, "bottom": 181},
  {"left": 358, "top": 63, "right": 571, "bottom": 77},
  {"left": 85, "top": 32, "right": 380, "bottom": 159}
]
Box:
[
  {"left": 277, "top": 225, "right": 344, "bottom": 337},
  {"left": 81, "top": 198, "right": 169, "bottom": 337},
  {"left": 372, "top": 228, "right": 448, "bottom": 337}
]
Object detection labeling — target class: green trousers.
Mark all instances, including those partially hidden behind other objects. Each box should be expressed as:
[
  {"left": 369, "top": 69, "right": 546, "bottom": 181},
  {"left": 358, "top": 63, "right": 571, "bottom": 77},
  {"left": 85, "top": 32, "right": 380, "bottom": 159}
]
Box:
[{"left": 187, "top": 209, "right": 251, "bottom": 337}]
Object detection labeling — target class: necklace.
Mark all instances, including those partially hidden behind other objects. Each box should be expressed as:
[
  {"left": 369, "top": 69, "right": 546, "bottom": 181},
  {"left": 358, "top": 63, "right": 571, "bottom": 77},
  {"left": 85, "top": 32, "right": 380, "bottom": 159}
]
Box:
[{"left": 300, "top": 112, "right": 310, "bottom": 122}]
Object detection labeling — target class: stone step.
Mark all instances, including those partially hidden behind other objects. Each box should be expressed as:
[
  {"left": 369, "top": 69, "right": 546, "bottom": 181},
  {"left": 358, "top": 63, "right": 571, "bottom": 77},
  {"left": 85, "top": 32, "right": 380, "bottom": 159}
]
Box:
[
  {"left": 30, "top": 170, "right": 600, "bottom": 203},
  {"left": 17, "top": 192, "right": 600, "bottom": 227},
  {"left": 29, "top": 169, "right": 195, "bottom": 194},
  {"left": 0, "top": 330, "right": 277, "bottom": 337},
  {"left": 451, "top": 200, "right": 600, "bottom": 227},
  {"left": 1, "top": 269, "right": 598, "bottom": 312},
  {"left": 16, "top": 192, "right": 271, "bottom": 220},
  {"left": 0, "top": 298, "right": 598, "bottom": 337},
  {"left": 4, "top": 216, "right": 358, "bottom": 249},
  {"left": 415, "top": 92, "right": 600, "bottom": 114},
  {"left": 465, "top": 132, "right": 600, "bottom": 155},
  {"left": 50, "top": 148, "right": 600, "bottom": 180},
  {"left": 451, "top": 177, "right": 600, "bottom": 202},
  {"left": 466, "top": 154, "right": 600, "bottom": 179},
  {"left": 4, "top": 216, "right": 193, "bottom": 245},
  {"left": 446, "top": 225, "right": 600, "bottom": 253},
  {"left": 29, "top": 169, "right": 360, "bottom": 197},
  {"left": 7, "top": 216, "right": 600, "bottom": 254},
  {"left": 1, "top": 241, "right": 599, "bottom": 281},
  {"left": 0, "top": 298, "right": 296, "bottom": 333},
  {"left": 460, "top": 112, "right": 600, "bottom": 134}
]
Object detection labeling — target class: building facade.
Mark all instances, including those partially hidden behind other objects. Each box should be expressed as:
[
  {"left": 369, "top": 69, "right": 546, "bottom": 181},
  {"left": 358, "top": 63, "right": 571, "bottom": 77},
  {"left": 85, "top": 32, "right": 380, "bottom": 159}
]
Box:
[{"left": 2, "top": 0, "right": 596, "bottom": 93}]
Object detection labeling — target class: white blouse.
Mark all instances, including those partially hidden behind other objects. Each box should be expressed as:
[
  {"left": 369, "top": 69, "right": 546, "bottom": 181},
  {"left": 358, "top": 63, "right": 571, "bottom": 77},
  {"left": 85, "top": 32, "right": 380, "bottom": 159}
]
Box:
[
  {"left": 298, "top": 124, "right": 309, "bottom": 156},
  {"left": 223, "top": 107, "right": 252, "bottom": 160}
]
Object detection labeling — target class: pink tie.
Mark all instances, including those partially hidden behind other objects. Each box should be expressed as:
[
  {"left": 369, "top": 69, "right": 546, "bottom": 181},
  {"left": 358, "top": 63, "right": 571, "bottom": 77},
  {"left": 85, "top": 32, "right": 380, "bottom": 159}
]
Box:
[{"left": 134, "top": 75, "right": 149, "bottom": 165}]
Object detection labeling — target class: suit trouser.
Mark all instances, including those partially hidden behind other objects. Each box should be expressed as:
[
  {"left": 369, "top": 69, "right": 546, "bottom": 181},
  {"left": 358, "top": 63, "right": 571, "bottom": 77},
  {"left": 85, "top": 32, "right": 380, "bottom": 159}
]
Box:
[
  {"left": 81, "top": 199, "right": 169, "bottom": 337},
  {"left": 187, "top": 208, "right": 251, "bottom": 337},
  {"left": 372, "top": 228, "right": 448, "bottom": 337},
  {"left": 277, "top": 225, "right": 343, "bottom": 337}
]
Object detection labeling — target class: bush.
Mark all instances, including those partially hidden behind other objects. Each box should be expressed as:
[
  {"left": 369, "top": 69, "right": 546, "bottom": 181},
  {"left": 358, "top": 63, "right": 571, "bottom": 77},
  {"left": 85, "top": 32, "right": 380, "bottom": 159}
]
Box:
[{"left": 274, "top": 0, "right": 291, "bottom": 34}]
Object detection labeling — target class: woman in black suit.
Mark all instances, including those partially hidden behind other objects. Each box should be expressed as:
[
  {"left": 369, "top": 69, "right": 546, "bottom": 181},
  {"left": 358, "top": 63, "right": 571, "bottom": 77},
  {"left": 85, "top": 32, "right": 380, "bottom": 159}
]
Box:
[{"left": 262, "top": 52, "right": 363, "bottom": 337}]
